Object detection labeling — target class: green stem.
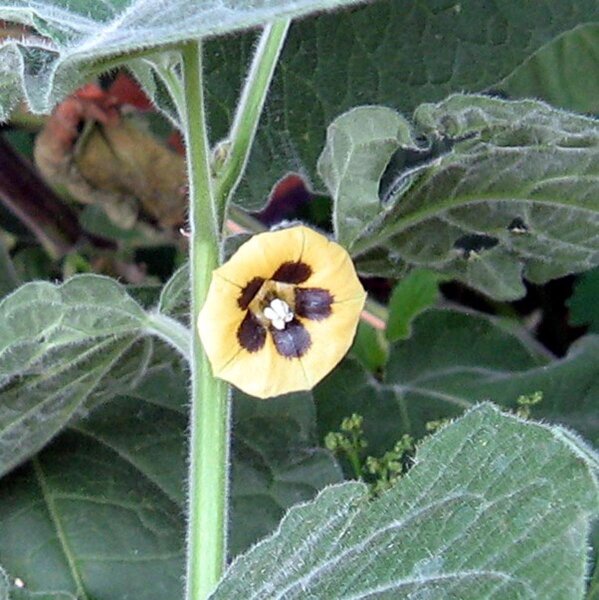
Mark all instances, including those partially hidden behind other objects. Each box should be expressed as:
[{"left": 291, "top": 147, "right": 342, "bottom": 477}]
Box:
[
  {"left": 227, "top": 204, "right": 267, "bottom": 233},
  {"left": 87, "top": 42, "right": 184, "bottom": 81},
  {"left": 346, "top": 447, "right": 363, "bottom": 481},
  {"left": 147, "top": 53, "right": 187, "bottom": 125},
  {"left": 144, "top": 311, "right": 191, "bottom": 361},
  {"left": 181, "top": 41, "right": 230, "bottom": 600},
  {"left": 214, "top": 19, "right": 290, "bottom": 224}
]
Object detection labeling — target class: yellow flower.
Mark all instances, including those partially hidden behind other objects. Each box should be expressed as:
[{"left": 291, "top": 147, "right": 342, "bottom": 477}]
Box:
[{"left": 198, "top": 225, "right": 366, "bottom": 399}]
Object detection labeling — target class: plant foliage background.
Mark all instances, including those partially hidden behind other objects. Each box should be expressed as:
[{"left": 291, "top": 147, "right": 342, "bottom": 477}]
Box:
[{"left": 0, "top": 0, "right": 597, "bottom": 598}]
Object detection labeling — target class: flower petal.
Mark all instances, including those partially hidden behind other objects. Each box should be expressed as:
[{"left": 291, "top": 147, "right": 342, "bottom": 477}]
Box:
[
  {"left": 298, "top": 296, "right": 365, "bottom": 388},
  {"left": 215, "top": 227, "right": 307, "bottom": 286},
  {"left": 197, "top": 274, "right": 246, "bottom": 372},
  {"left": 298, "top": 227, "right": 365, "bottom": 302},
  {"left": 217, "top": 335, "right": 310, "bottom": 399}
]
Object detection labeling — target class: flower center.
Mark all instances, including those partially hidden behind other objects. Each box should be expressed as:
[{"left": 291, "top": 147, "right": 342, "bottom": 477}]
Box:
[
  {"left": 246, "top": 280, "right": 296, "bottom": 327},
  {"left": 263, "top": 298, "right": 294, "bottom": 330}
]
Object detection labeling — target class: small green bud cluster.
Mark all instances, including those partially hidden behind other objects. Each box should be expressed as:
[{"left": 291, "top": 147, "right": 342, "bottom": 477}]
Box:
[
  {"left": 515, "top": 391, "right": 543, "bottom": 419},
  {"left": 325, "top": 414, "right": 415, "bottom": 497},
  {"left": 365, "top": 434, "right": 415, "bottom": 496}
]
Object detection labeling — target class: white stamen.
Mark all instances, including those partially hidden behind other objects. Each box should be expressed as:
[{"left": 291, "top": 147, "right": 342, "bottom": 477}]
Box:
[{"left": 263, "top": 298, "right": 294, "bottom": 330}]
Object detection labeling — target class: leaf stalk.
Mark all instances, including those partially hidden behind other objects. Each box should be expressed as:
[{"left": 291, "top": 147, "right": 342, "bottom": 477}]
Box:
[
  {"left": 214, "top": 19, "right": 291, "bottom": 225},
  {"left": 144, "top": 311, "right": 191, "bottom": 361}
]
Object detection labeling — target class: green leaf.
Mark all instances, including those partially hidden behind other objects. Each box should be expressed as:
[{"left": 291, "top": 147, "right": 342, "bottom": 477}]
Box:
[
  {"left": 104, "top": 369, "right": 344, "bottom": 556},
  {"left": 589, "top": 528, "right": 599, "bottom": 600},
  {"left": 0, "top": 275, "right": 152, "bottom": 477},
  {"left": 230, "top": 392, "right": 343, "bottom": 556},
  {"left": 317, "top": 106, "right": 415, "bottom": 247},
  {"left": 158, "top": 262, "right": 190, "bottom": 317},
  {"left": 213, "top": 404, "right": 599, "bottom": 599},
  {"left": 316, "top": 356, "right": 397, "bottom": 457},
  {"left": 227, "top": 0, "right": 599, "bottom": 209},
  {"left": 317, "top": 308, "right": 599, "bottom": 456},
  {"left": 2, "top": 1, "right": 598, "bottom": 208},
  {"left": 568, "top": 267, "right": 599, "bottom": 333},
  {"left": 127, "top": 53, "right": 185, "bottom": 129},
  {"left": 590, "top": 568, "right": 599, "bottom": 600},
  {"left": 500, "top": 23, "right": 599, "bottom": 114},
  {"left": 10, "top": 591, "right": 76, "bottom": 600},
  {"left": 0, "top": 0, "right": 364, "bottom": 120},
  {"left": 350, "top": 321, "right": 388, "bottom": 373},
  {"left": 12, "top": 247, "right": 53, "bottom": 282},
  {"left": 330, "top": 96, "right": 599, "bottom": 300},
  {"left": 387, "top": 311, "right": 599, "bottom": 446},
  {"left": 0, "top": 353, "right": 190, "bottom": 598},
  {"left": 0, "top": 358, "right": 342, "bottom": 598},
  {"left": 386, "top": 269, "right": 446, "bottom": 342},
  {"left": 0, "top": 420, "right": 185, "bottom": 600}
]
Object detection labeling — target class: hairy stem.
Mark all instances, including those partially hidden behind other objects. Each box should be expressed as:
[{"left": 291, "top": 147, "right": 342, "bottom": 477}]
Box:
[
  {"left": 214, "top": 19, "right": 290, "bottom": 224},
  {"left": 181, "top": 40, "right": 230, "bottom": 600},
  {"left": 144, "top": 311, "right": 191, "bottom": 361},
  {"left": 178, "top": 21, "right": 292, "bottom": 599}
]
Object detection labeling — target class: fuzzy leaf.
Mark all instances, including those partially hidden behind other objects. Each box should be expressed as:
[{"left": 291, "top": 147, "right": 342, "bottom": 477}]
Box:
[
  {"left": 0, "top": 275, "right": 152, "bottom": 477},
  {"left": 0, "top": 410, "right": 185, "bottom": 599},
  {"left": 158, "top": 263, "right": 190, "bottom": 317},
  {"left": 71, "top": 363, "right": 342, "bottom": 558},
  {"left": 213, "top": 404, "right": 599, "bottom": 599},
  {"left": 317, "top": 106, "right": 415, "bottom": 247},
  {"left": 0, "top": 350, "right": 191, "bottom": 598},
  {"left": 127, "top": 53, "right": 185, "bottom": 129},
  {"left": 317, "top": 309, "right": 545, "bottom": 454},
  {"left": 0, "top": 0, "right": 364, "bottom": 119},
  {"left": 386, "top": 310, "right": 599, "bottom": 446},
  {"left": 230, "top": 392, "right": 343, "bottom": 555},
  {"left": 0, "top": 356, "right": 342, "bottom": 598},
  {"left": 226, "top": 0, "right": 599, "bottom": 209},
  {"left": 1, "top": 1, "right": 597, "bottom": 208},
  {"left": 316, "top": 309, "right": 599, "bottom": 455},
  {"left": 327, "top": 96, "right": 599, "bottom": 300}
]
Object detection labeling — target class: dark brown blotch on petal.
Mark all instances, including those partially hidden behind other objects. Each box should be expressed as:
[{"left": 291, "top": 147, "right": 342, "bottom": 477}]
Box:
[
  {"left": 237, "top": 277, "right": 265, "bottom": 310},
  {"left": 271, "top": 319, "right": 311, "bottom": 358},
  {"left": 295, "top": 287, "right": 333, "bottom": 321},
  {"left": 271, "top": 261, "right": 312, "bottom": 284},
  {"left": 237, "top": 312, "right": 267, "bottom": 352}
]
